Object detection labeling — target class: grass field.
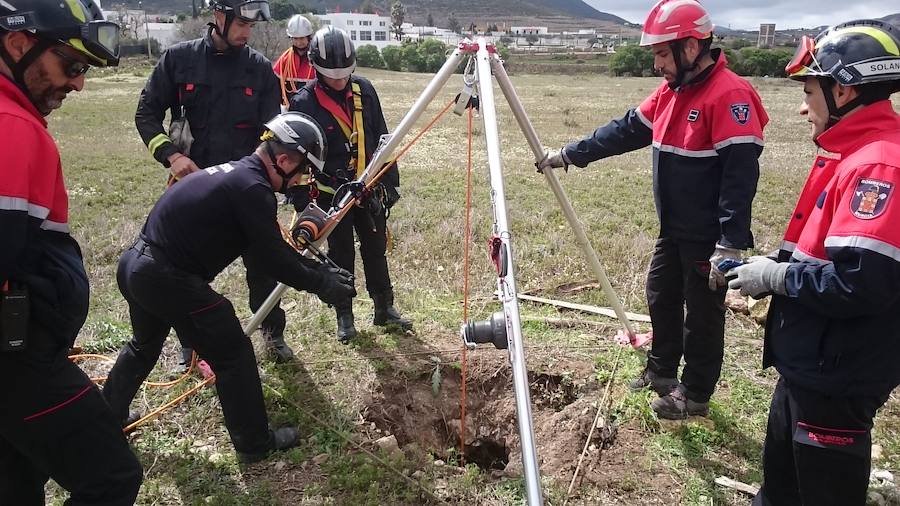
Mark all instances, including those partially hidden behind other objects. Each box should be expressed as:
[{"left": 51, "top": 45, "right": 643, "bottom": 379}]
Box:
[{"left": 45, "top": 62, "right": 900, "bottom": 505}]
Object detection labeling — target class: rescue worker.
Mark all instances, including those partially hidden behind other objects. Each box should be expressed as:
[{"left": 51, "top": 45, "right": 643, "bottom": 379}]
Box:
[
  {"left": 273, "top": 14, "right": 315, "bottom": 108},
  {"left": 134, "top": 0, "right": 292, "bottom": 368},
  {"left": 289, "top": 26, "right": 411, "bottom": 343},
  {"left": 727, "top": 19, "right": 900, "bottom": 505},
  {"left": 0, "top": 1, "right": 143, "bottom": 503},
  {"left": 539, "top": 0, "right": 768, "bottom": 419},
  {"left": 102, "top": 112, "right": 356, "bottom": 464}
]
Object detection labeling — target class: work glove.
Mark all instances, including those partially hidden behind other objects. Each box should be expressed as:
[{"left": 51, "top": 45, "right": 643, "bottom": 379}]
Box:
[
  {"left": 536, "top": 147, "right": 570, "bottom": 173},
  {"left": 314, "top": 266, "right": 356, "bottom": 306},
  {"left": 708, "top": 244, "right": 743, "bottom": 290},
  {"left": 727, "top": 256, "right": 789, "bottom": 299},
  {"left": 382, "top": 184, "right": 400, "bottom": 210}
]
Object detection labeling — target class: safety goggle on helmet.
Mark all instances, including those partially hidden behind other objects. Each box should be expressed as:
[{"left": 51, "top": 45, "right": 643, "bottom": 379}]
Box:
[
  {"left": 213, "top": 0, "right": 272, "bottom": 22},
  {"left": 0, "top": 0, "right": 120, "bottom": 66},
  {"left": 786, "top": 19, "right": 900, "bottom": 87}
]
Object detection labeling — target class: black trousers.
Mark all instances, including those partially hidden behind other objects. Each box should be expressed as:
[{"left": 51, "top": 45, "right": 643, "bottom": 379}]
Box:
[
  {"left": 102, "top": 243, "right": 271, "bottom": 455},
  {"left": 645, "top": 237, "right": 725, "bottom": 402},
  {"left": 244, "top": 259, "right": 285, "bottom": 340},
  {"left": 294, "top": 189, "right": 392, "bottom": 297},
  {"left": 0, "top": 326, "right": 142, "bottom": 505},
  {"left": 753, "top": 378, "right": 889, "bottom": 506}
]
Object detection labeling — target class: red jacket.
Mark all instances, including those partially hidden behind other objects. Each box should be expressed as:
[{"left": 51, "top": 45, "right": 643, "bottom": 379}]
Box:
[
  {"left": 766, "top": 100, "right": 900, "bottom": 396},
  {"left": 272, "top": 48, "right": 315, "bottom": 103},
  {"left": 0, "top": 75, "right": 89, "bottom": 347},
  {"left": 564, "top": 49, "right": 768, "bottom": 248}
]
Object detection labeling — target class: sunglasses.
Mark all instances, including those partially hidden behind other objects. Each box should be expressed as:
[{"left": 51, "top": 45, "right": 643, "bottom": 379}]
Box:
[{"left": 51, "top": 48, "right": 91, "bottom": 78}]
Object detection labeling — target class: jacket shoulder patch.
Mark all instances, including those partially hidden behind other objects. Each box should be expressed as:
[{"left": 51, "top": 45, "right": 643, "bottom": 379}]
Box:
[
  {"left": 730, "top": 103, "right": 751, "bottom": 125},
  {"left": 851, "top": 177, "right": 892, "bottom": 220}
]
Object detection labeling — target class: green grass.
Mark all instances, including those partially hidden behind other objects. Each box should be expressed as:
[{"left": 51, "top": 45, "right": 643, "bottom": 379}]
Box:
[{"left": 44, "top": 61, "right": 900, "bottom": 505}]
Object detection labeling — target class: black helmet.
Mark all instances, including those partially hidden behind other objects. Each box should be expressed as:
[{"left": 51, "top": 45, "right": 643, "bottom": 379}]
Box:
[
  {"left": 786, "top": 19, "right": 900, "bottom": 129},
  {"left": 211, "top": 0, "right": 272, "bottom": 22},
  {"left": 310, "top": 26, "right": 356, "bottom": 80},
  {"left": 263, "top": 112, "right": 327, "bottom": 174},
  {"left": 0, "top": 0, "right": 120, "bottom": 66},
  {"left": 787, "top": 19, "right": 900, "bottom": 88}
]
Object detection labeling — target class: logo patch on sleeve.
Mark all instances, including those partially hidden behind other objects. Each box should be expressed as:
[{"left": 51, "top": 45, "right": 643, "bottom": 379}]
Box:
[
  {"left": 851, "top": 178, "right": 893, "bottom": 219},
  {"left": 730, "top": 103, "right": 751, "bottom": 125}
]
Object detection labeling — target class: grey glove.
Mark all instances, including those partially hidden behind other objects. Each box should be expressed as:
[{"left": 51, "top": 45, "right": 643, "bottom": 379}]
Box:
[
  {"left": 536, "top": 147, "right": 570, "bottom": 173},
  {"left": 727, "top": 256, "right": 789, "bottom": 299},
  {"left": 708, "top": 243, "right": 742, "bottom": 290},
  {"left": 315, "top": 266, "right": 357, "bottom": 306}
]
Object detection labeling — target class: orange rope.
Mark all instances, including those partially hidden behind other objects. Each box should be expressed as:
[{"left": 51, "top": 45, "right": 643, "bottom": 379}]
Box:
[{"left": 459, "top": 103, "right": 475, "bottom": 464}]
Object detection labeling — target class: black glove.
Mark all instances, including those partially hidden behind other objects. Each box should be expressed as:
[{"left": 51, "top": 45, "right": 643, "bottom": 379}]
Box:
[
  {"left": 314, "top": 266, "right": 356, "bottom": 305},
  {"left": 382, "top": 184, "right": 400, "bottom": 209},
  {"left": 363, "top": 184, "right": 385, "bottom": 217}
]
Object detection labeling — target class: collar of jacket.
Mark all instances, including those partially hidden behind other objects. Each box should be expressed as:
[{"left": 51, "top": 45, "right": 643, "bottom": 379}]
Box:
[
  {"left": 203, "top": 28, "right": 242, "bottom": 58},
  {"left": 0, "top": 73, "right": 46, "bottom": 126},
  {"left": 676, "top": 48, "right": 725, "bottom": 92},
  {"left": 816, "top": 100, "right": 900, "bottom": 155}
]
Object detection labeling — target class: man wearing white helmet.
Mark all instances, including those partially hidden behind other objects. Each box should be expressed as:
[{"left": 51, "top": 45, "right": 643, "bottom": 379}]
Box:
[
  {"left": 273, "top": 14, "right": 315, "bottom": 108},
  {"left": 288, "top": 26, "right": 411, "bottom": 343}
]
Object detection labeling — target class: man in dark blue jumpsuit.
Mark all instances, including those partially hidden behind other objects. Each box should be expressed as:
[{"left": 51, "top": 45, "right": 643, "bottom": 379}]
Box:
[
  {"left": 134, "top": 0, "right": 293, "bottom": 366},
  {"left": 0, "top": 1, "right": 143, "bottom": 504},
  {"left": 102, "top": 113, "right": 355, "bottom": 463}
]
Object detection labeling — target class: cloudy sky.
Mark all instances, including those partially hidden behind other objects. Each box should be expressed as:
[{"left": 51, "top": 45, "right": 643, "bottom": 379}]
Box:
[{"left": 584, "top": 0, "right": 898, "bottom": 30}]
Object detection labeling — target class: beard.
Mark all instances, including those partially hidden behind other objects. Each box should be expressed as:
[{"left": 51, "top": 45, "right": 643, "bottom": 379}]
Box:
[{"left": 25, "top": 63, "right": 73, "bottom": 116}]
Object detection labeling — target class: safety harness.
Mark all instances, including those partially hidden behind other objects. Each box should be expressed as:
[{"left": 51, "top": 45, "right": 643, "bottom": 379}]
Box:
[{"left": 305, "top": 81, "right": 365, "bottom": 197}]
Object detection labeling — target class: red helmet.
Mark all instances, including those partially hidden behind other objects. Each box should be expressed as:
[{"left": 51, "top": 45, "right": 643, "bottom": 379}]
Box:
[{"left": 640, "top": 0, "right": 714, "bottom": 47}]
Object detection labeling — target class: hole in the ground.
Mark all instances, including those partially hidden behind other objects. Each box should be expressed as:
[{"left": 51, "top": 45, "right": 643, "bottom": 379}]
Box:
[{"left": 364, "top": 361, "right": 610, "bottom": 477}]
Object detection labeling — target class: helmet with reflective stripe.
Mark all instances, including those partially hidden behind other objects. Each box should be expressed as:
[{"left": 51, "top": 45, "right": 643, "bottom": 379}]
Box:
[
  {"left": 310, "top": 26, "right": 356, "bottom": 80},
  {"left": 786, "top": 19, "right": 900, "bottom": 88},
  {"left": 640, "top": 0, "right": 713, "bottom": 47},
  {"left": 0, "top": 0, "right": 120, "bottom": 66},
  {"left": 263, "top": 112, "right": 327, "bottom": 173},
  {"left": 286, "top": 15, "right": 313, "bottom": 38}
]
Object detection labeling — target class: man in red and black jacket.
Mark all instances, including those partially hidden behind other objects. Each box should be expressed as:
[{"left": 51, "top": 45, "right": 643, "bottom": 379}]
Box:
[
  {"left": 134, "top": 0, "right": 294, "bottom": 368},
  {"left": 0, "top": 1, "right": 143, "bottom": 504},
  {"left": 540, "top": 0, "right": 768, "bottom": 419},
  {"left": 728, "top": 20, "right": 900, "bottom": 505}
]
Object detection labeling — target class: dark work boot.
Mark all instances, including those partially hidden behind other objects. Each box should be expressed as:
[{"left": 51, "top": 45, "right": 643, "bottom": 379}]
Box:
[
  {"left": 265, "top": 334, "right": 295, "bottom": 363},
  {"left": 335, "top": 303, "right": 357, "bottom": 344},
  {"left": 629, "top": 367, "right": 678, "bottom": 396},
  {"left": 651, "top": 385, "right": 710, "bottom": 420},
  {"left": 371, "top": 290, "right": 412, "bottom": 331},
  {"left": 237, "top": 427, "right": 300, "bottom": 464}
]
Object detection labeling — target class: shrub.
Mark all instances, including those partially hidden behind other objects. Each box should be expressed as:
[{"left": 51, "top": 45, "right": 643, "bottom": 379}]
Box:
[
  {"left": 609, "top": 45, "right": 654, "bottom": 77},
  {"left": 382, "top": 45, "right": 403, "bottom": 71},
  {"left": 356, "top": 44, "right": 385, "bottom": 69}
]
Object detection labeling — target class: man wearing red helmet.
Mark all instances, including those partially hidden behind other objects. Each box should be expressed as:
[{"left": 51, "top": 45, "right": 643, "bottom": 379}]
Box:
[{"left": 540, "top": 0, "right": 768, "bottom": 419}]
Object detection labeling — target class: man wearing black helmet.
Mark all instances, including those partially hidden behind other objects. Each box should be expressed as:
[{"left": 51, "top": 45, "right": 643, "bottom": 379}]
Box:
[
  {"left": 289, "top": 26, "right": 411, "bottom": 343},
  {"left": 135, "top": 0, "right": 294, "bottom": 368},
  {"left": 102, "top": 112, "right": 355, "bottom": 464},
  {"left": 0, "top": 1, "right": 143, "bottom": 504},
  {"left": 726, "top": 19, "right": 900, "bottom": 505}
]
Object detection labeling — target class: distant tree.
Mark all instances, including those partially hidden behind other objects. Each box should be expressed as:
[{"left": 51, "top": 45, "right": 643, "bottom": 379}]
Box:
[
  {"left": 418, "top": 38, "right": 447, "bottom": 72},
  {"left": 447, "top": 13, "right": 461, "bottom": 34},
  {"left": 401, "top": 42, "right": 425, "bottom": 72},
  {"left": 382, "top": 45, "right": 403, "bottom": 71},
  {"left": 270, "top": 0, "right": 298, "bottom": 20},
  {"left": 468, "top": 22, "right": 476, "bottom": 33},
  {"left": 390, "top": 1, "right": 406, "bottom": 41},
  {"left": 426, "top": 12, "right": 434, "bottom": 27},
  {"left": 728, "top": 37, "right": 754, "bottom": 50},
  {"left": 525, "top": 34, "right": 539, "bottom": 46},
  {"left": 356, "top": 44, "right": 385, "bottom": 68},
  {"left": 499, "top": 36, "right": 513, "bottom": 45},
  {"left": 488, "top": 23, "right": 498, "bottom": 33},
  {"left": 359, "top": 0, "right": 376, "bottom": 14},
  {"left": 609, "top": 45, "right": 654, "bottom": 76}
]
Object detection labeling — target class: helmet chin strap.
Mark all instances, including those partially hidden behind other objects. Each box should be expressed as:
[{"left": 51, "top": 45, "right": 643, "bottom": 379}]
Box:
[
  {"left": 265, "top": 143, "right": 304, "bottom": 193},
  {"left": 818, "top": 77, "right": 866, "bottom": 131},
  {"left": 668, "top": 39, "right": 703, "bottom": 90},
  {"left": 208, "top": 13, "right": 237, "bottom": 51},
  {"left": 0, "top": 37, "right": 53, "bottom": 107}
]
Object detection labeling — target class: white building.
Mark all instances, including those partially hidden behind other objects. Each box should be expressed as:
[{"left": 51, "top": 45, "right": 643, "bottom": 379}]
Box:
[
  {"left": 318, "top": 13, "right": 399, "bottom": 50},
  {"left": 510, "top": 26, "right": 548, "bottom": 36}
]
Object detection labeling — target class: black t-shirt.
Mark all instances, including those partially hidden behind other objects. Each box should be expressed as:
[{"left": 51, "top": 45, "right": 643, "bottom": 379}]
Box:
[{"left": 141, "top": 154, "right": 323, "bottom": 292}]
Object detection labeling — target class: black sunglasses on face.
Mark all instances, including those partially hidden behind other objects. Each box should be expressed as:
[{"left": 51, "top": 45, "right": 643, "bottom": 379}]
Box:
[{"left": 51, "top": 49, "right": 91, "bottom": 78}]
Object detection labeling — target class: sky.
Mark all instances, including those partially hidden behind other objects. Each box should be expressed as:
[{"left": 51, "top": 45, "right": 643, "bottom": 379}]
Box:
[{"left": 584, "top": 0, "right": 899, "bottom": 31}]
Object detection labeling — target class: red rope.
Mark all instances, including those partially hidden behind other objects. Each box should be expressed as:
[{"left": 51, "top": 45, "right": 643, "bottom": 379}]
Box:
[{"left": 459, "top": 103, "right": 474, "bottom": 465}]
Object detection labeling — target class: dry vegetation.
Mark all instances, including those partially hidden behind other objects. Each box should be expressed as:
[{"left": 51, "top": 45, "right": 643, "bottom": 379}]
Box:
[{"left": 45, "top": 63, "right": 900, "bottom": 505}]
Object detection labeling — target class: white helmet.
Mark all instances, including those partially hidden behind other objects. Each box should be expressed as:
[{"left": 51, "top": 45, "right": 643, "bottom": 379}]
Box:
[{"left": 287, "top": 15, "right": 313, "bottom": 38}]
